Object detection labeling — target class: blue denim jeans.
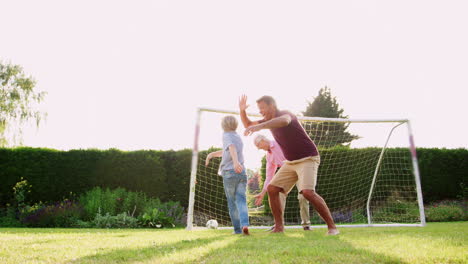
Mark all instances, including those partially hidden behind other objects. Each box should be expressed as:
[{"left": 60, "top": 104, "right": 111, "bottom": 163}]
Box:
[{"left": 222, "top": 169, "right": 249, "bottom": 234}]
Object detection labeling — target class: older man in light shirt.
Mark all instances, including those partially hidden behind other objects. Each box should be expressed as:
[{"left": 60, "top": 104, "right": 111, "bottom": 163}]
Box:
[{"left": 254, "top": 134, "right": 311, "bottom": 230}]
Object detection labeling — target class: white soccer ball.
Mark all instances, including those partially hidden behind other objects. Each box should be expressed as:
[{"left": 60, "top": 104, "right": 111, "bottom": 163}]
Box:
[{"left": 206, "top": 219, "right": 218, "bottom": 229}]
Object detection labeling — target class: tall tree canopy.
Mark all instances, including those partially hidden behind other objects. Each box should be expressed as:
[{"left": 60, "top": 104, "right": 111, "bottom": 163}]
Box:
[
  {"left": 0, "top": 62, "right": 46, "bottom": 147},
  {"left": 302, "top": 86, "right": 359, "bottom": 147}
]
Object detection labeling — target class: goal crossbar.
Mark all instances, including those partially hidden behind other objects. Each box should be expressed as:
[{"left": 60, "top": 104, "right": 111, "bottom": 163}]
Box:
[{"left": 199, "top": 107, "right": 409, "bottom": 123}]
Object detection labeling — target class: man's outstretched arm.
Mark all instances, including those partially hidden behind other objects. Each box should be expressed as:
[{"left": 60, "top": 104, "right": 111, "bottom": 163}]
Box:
[{"left": 244, "top": 114, "right": 291, "bottom": 136}]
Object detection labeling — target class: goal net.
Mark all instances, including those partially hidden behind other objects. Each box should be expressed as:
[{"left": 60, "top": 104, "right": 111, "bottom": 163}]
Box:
[{"left": 186, "top": 108, "right": 425, "bottom": 230}]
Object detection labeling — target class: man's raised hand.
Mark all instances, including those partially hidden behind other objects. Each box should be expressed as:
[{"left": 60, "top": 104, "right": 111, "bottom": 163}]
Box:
[{"left": 239, "top": 94, "right": 249, "bottom": 111}]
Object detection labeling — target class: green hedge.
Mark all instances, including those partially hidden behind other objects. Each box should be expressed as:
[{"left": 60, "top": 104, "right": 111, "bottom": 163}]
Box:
[
  {"left": 193, "top": 149, "right": 231, "bottom": 226},
  {"left": 258, "top": 147, "right": 467, "bottom": 222},
  {"left": 0, "top": 147, "right": 466, "bottom": 214},
  {"left": 0, "top": 148, "right": 191, "bottom": 208},
  {"left": 417, "top": 148, "right": 467, "bottom": 203}
]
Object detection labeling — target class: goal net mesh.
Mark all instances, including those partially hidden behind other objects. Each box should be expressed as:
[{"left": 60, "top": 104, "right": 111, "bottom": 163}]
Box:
[{"left": 189, "top": 110, "right": 422, "bottom": 228}]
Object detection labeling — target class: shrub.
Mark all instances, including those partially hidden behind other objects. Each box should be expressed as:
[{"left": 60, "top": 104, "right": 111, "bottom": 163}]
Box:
[
  {"left": 140, "top": 208, "right": 172, "bottom": 228},
  {"left": 351, "top": 209, "right": 367, "bottom": 223},
  {"left": 120, "top": 190, "right": 148, "bottom": 217},
  {"left": 371, "top": 199, "right": 420, "bottom": 223},
  {"left": 425, "top": 200, "right": 467, "bottom": 222},
  {"left": 92, "top": 211, "right": 139, "bottom": 228},
  {"left": 0, "top": 206, "right": 21, "bottom": 227},
  {"left": 78, "top": 187, "right": 185, "bottom": 228},
  {"left": 140, "top": 200, "right": 185, "bottom": 228},
  {"left": 418, "top": 148, "right": 467, "bottom": 203},
  {"left": 73, "top": 220, "right": 93, "bottom": 228},
  {"left": 0, "top": 148, "right": 192, "bottom": 208},
  {"left": 13, "top": 177, "right": 32, "bottom": 210},
  {"left": 155, "top": 200, "right": 185, "bottom": 226},
  {"left": 79, "top": 187, "right": 147, "bottom": 220},
  {"left": 21, "top": 199, "right": 84, "bottom": 227},
  {"left": 79, "top": 187, "right": 105, "bottom": 220},
  {"left": 0, "top": 147, "right": 465, "bottom": 209}
]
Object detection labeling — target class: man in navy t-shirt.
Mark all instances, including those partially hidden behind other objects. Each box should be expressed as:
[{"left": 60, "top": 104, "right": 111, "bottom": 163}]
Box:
[{"left": 239, "top": 95, "right": 339, "bottom": 235}]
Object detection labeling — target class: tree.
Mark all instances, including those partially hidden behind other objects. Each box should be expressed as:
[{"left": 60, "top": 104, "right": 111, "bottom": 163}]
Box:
[
  {"left": 0, "top": 62, "right": 46, "bottom": 147},
  {"left": 302, "top": 86, "right": 359, "bottom": 147},
  {"left": 247, "top": 170, "right": 260, "bottom": 193}
]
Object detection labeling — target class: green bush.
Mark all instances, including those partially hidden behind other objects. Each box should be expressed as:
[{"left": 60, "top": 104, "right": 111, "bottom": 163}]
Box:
[
  {"left": 21, "top": 199, "right": 84, "bottom": 227},
  {"left": 0, "top": 206, "right": 21, "bottom": 227},
  {"left": 350, "top": 209, "right": 367, "bottom": 223},
  {"left": 1, "top": 178, "right": 186, "bottom": 228},
  {"left": 0, "top": 147, "right": 465, "bottom": 213},
  {"left": 79, "top": 187, "right": 116, "bottom": 220},
  {"left": 13, "top": 177, "right": 32, "bottom": 210},
  {"left": 418, "top": 148, "right": 467, "bottom": 203},
  {"left": 425, "top": 201, "right": 467, "bottom": 222},
  {"left": 121, "top": 190, "right": 149, "bottom": 217},
  {"left": 371, "top": 199, "right": 420, "bottom": 223},
  {"left": 0, "top": 177, "right": 31, "bottom": 227},
  {"left": 140, "top": 208, "right": 173, "bottom": 228},
  {"left": 79, "top": 187, "right": 148, "bottom": 220},
  {"left": 193, "top": 149, "right": 231, "bottom": 226},
  {"left": 78, "top": 187, "right": 185, "bottom": 228},
  {"left": 92, "top": 211, "right": 139, "bottom": 228},
  {"left": 258, "top": 147, "right": 467, "bottom": 223},
  {"left": 74, "top": 220, "right": 93, "bottom": 228},
  {"left": 139, "top": 197, "right": 185, "bottom": 228},
  {"left": 0, "top": 148, "right": 192, "bottom": 208},
  {"left": 308, "top": 207, "right": 368, "bottom": 224}
]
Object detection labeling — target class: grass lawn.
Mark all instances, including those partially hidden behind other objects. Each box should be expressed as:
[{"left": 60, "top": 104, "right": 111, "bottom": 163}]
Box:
[{"left": 0, "top": 222, "right": 466, "bottom": 264}]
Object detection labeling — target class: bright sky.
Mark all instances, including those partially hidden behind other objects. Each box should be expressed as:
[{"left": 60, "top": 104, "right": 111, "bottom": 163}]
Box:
[{"left": 2, "top": 1, "right": 467, "bottom": 168}]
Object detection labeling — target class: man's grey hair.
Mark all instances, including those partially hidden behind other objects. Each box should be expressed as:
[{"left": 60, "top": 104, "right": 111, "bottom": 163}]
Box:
[{"left": 254, "top": 134, "right": 269, "bottom": 145}]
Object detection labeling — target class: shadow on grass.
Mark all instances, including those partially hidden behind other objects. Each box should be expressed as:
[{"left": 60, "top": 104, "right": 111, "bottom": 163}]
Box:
[
  {"left": 70, "top": 234, "right": 233, "bottom": 264},
  {"left": 0, "top": 227, "right": 181, "bottom": 235},
  {"left": 4, "top": 224, "right": 466, "bottom": 263},
  {"left": 340, "top": 223, "right": 468, "bottom": 248},
  {"left": 194, "top": 231, "right": 409, "bottom": 264},
  {"left": 68, "top": 230, "right": 408, "bottom": 264}
]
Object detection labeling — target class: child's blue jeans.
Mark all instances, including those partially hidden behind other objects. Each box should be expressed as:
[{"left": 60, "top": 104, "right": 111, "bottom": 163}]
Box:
[{"left": 222, "top": 169, "right": 249, "bottom": 234}]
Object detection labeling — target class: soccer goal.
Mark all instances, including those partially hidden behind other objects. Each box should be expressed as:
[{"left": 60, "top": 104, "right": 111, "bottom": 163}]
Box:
[{"left": 186, "top": 107, "right": 425, "bottom": 230}]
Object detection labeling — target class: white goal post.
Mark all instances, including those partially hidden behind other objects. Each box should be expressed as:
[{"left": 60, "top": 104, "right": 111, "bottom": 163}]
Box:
[{"left": 186, "top": 107, "right": 426, "bottom": 230}]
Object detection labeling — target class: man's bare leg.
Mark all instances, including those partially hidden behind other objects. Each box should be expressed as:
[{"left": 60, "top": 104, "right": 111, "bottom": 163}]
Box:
[
  {"left": 267, "top": 185, "right": 284, "bottom": 233},
  {"left": 298, "top": 193, "right": 311, "bottom": 230},
  {"left": 267, "top": 192, "right": 287, "bottom": 231},
  {"left": 301, "top": 189, "right": 339, "bottom": 235}
]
